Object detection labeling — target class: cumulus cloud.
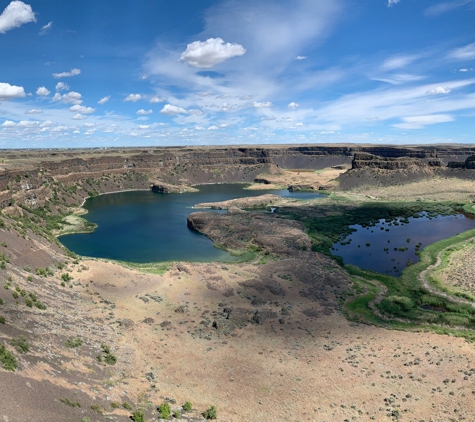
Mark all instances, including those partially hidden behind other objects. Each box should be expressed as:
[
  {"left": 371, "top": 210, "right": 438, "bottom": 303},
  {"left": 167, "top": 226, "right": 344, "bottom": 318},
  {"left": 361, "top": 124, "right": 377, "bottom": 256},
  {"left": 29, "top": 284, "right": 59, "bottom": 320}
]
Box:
[
  {"left": 296, "top": 56, "right": 307, "bottom": 60},
  {"left": 0, "top": 1, "right": 36, "bottom": 34},
  {"left": 426, "top": 86, "right": 451, "bottom": 95},
  {"left": 52, "top": 91, "right": 82, "bottom": 104},
  {"left": 160, "top": 104, "right": 186, "bottom": 115},
  {"left": 39, "top": 21, "right": 52, "bottom": 35},
  {"left": 69, "top": 104, "right": 95, "bottom": 114},
  {"left": 25, "top": 109, "right": 42, "bottom": 114},
  {"left": 179, "top": 37, "right": 246, "bottom": 69},
  {"left": 124, "top": 94, "right": 142, "bottom": 102},
  {"left": 138, "top": 124, "right": 150, "bottom": 129},
  {"left": 387, "top": 0, "right": 401, "bottom": 6},
  {"left": 136, "top": 109, "right": 152, "bottom": 115},
  {"left": 98, "top": 96, "right": 110, "bottom": 105},
  {"left": 149, "top": 96, "right": 164, "bottom": 103},
  {"left": 253, "top": 101, "right": 272, "bottom": 108},
  {"left": 448, "top": 42, "right": 475, "bottom": 60},
  {"left": 288, "top": 102, "right": 299, "bottom": 110},
  {"left": 55, "top": 82, "right": 69, "bottom": 91},
  {"left": 36, "top": 86, "right": 50, "bottom": 96},
  {"left": 208, "top": 125, "right": 218, "bottom": 130},
  {"left": 52, "top": 68, "right": 81, "bottom": 78},
  {"left": 0, "top": 82, "right": 25, "bottom": 100},
  {"left": 1, "top": 120, "right": 16, "bottom": 127},
  {"left": 71, "top": 113, "right": 87, "bottom": 120}
]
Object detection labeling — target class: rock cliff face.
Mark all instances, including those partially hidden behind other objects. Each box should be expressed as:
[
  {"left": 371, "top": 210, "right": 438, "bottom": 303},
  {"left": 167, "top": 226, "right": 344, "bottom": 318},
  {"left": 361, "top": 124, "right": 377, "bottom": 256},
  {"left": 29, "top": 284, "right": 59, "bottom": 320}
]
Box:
[
  {"left": 352, "top": 152, "right": 442, "bottom": 170},
  {"left": 447, "top": 155, "right": 475, "bottom": 169},
  {"left": 2, "top": 144, "right": 475, "bottom": 210}
]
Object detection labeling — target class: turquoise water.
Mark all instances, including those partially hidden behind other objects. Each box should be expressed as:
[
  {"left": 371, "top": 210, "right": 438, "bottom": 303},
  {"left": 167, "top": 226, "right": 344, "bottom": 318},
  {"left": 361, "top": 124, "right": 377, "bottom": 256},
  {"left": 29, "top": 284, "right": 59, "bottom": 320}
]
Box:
[
  {"left": 59, "top": 184, "right": 324, "bottom": 263},
  {"left": 332, "top": 213, "right": 475, "bottom": 276}
]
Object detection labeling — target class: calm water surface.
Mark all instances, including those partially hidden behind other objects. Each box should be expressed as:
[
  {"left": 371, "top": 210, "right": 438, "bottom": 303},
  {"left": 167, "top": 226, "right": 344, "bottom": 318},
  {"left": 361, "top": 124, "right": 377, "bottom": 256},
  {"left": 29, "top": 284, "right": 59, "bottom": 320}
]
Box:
[
  {"left": 332, "top": 213, "right": 475, "bottom": 275},
  {"left": 59, "top": 184, "right": 324, "bottom": 263}
]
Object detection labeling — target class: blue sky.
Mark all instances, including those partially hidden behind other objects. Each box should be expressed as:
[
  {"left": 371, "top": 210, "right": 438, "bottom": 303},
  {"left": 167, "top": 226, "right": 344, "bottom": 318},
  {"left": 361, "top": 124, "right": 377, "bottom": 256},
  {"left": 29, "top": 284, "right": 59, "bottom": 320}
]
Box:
[{"left": 0, "top": 0, "right": 474, "bottom": 148}]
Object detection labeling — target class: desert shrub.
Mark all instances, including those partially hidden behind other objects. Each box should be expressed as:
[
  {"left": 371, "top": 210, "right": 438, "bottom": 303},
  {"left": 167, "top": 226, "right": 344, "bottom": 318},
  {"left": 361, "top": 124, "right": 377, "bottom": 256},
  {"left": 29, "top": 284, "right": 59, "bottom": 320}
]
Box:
[
  {"left": 174, "top": 410, "right": 181, "bottom": 418},
  {"left": 66, "top": 337, "right": 83, "bottom": 348},
  {"left": 20, "top": 289, "right": 26, "bottom": 297},
  {"left": 131, "top": 410, "right": 145, "bottom": 422},
  {"left": 61, "top": 273, "right": 72, "bottom": 282},
  {"left": 203, "top": 405, "right": 217, "bottom": 420},
  {"left": 27, "top": 276, "right": 32, "bottom": 282},
  {"left": 182, "top": 401, "right": 192, "bottom": 412},
  {"left": 28, "top": 292, "right": 37, "bottom": 302},
  {"left": 104, "top": 353, "right": 117, "bottom": 365},
  {"left": 59, "top": 398, "right": 81, "bottom": 407},
  {"left": 12, "top": 291, "right": 18, "bottom": 299},
  {"left": 90, "top": 404, "right": 104, "bottom": 414},
  {"left": 110, "top": 401, "right": 120, "bottom": 409},
  {"left": 0, "top": 345, "right": 17, "bottom": 371},
  {"left": 25, "top": 298, "right": 33, "bottom": 308},
  {"left": 11, "top": 336, "right": 29, "bottom": 353},
  {"left": 34, "top": 301, "right": 47, "bottom": 310},
  {"left": 158, "top": 402, "right": 171, "bottom": 419},
  {"left": 122, "top": 402, "right": 133, "bottom": 410},
  {"left": 0, "top": 297, "right": 3, "bottom": 305},
  {"left": 0, "top": 316, "right": 5, "bottom": 324}
]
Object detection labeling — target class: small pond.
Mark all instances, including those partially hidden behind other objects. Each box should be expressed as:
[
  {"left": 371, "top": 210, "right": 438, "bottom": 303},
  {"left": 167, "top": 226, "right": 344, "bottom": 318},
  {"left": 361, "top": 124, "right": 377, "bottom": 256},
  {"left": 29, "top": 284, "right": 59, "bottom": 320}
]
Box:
[
  {"left": 332, "top": 212, "right": 475, "bottom": 275},
  {"left": 59, "top": 184, "right": 324, "bottom": 263}
]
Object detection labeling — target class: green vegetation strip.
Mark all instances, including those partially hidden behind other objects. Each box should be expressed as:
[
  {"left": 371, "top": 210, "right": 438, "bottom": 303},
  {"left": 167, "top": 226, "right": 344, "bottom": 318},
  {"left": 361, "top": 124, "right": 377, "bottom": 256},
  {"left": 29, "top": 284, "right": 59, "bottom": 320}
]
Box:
[{"left": 283, "top": 201, "right": 475, "bottom": 339}]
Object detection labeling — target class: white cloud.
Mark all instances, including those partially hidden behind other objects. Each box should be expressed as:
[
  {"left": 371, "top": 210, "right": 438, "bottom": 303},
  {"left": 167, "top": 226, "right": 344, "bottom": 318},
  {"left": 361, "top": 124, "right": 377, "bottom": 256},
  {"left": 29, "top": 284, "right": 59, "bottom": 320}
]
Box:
[
  {"left": 288, "top": 102, "right": 299, "bottom": 110},
  {"left": 52, "top": 68, "right": 81, "bottom": 78},
  {"left": 98, "top": 96, "right": 110, "bottom": 105},
  {"left": 459, "top": 68, "right": 469, "bottom": 72},
  {"left": 426, "top": 86, "right": 451, "bottom": 95},
  {"left": 39, "top": 21, "right": 52, "bottom": 35},
  {"left": 239, "top": 95, "right": 253, "bottom": 100},
  {"left": 372, "top": 74, "right": 426, "bottom": 85},
  {"left": 149, "top": 96, "right": 164, "bottom": 103},
  {"left": 0, "top": 82, "right": 25, "bottom": 100},
  {"left": 381, "top": 55, "right": 420, "bottom": 71},
  {"left": 448, "top": 42, "right": 475, "bottom": 60},
  {"left": 0, "top": 1, "right": 36, "bottom": 34},
  {"left": 253, "top": 101, "right": 273, "bottom": 108},
  {"left": 179, "top": 37, "right": 246, "bottom": 69},
  {"left": 136, "top": 109, "right": 152, "bottom": 115},
  {"left": 387, "top": 0, "right": 401, "bottom": 6},
  {"left": 208, "top": 125, "right": 218, "bottom": 130},
  {"left": 69, "top": 104, "right": 95, "bottom": 114},
  {"left": 1, "top": 120, "right": 16, "bottom": 127},
  {"left": 52, "top": 91, "right": 82, "bottom": 104},
  {"left": 55, "top": 82, "right": 69, "bottom": 91},
  {"left": 36, "top": 86, "right": 50, "bottom": 96},
  {"left": 160, "top": 104, "right": 186, "bottom": 115},
  {"left": 138, "top": 124, "right": 150, "bottom": 129},
  {"left": 72, "top": 113, "right": 87, "bottom": 120},
  {"left": 393, "top": 114, "right": 454, "bottom": 129},
  {"left": 425, "top": 0, "right": 475, "bottom": 16},
  {"left": 124, "top": 94, "right": 142, "bottom": 102},
  {"left": 25, "top": 109, "right": 42, "bottom": 114},
  {"left": 296, "top": 56, "right": 307, "bottom": 60}
]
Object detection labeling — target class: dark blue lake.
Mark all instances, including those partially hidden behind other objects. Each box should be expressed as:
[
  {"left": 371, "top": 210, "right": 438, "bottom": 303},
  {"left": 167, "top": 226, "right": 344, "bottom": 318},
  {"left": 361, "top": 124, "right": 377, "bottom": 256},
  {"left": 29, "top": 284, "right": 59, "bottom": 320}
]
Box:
[
  {"left": 332, "top": 213, "right": 475, "bottom": 276},
  {"left": 59, "top": 184, "right": 324, "bottom": 263}
]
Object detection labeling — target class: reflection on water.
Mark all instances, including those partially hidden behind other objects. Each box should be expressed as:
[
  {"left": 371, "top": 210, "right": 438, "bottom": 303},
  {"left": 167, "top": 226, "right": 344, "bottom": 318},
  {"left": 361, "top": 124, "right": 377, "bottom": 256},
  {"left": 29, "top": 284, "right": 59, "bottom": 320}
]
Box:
[
  {"left": 332, "top": 213, "right": 475, "bottom": 276},
  {"left": 59, "top": 184, "right": 324, "bottom": 263}
]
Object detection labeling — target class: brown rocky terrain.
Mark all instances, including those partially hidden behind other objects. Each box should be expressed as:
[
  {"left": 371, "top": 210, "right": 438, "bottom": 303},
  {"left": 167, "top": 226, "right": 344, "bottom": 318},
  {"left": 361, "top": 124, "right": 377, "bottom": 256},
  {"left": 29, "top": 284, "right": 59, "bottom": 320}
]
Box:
[{"left": 2, "top": 144, "right": 475, "bottom": 421}]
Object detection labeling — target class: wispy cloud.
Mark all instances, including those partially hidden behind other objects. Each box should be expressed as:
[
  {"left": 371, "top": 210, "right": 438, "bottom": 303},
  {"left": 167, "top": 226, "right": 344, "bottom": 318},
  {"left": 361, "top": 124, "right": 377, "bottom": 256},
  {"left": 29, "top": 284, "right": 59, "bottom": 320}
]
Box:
[
  {"left": 39, "top": 21, "right": 53, "bottom": 35},
  {"left": 98, "top": 96, "right": 110, "bottom": 105},
  {"left": 381, "top": 54, "right": 421, "bottom": 71},
  {"left": 448, "top": 42, "right": 475, "bottom": 60},
  {"left": 425, "top": 0, "right": 475, "bottom": 16}
]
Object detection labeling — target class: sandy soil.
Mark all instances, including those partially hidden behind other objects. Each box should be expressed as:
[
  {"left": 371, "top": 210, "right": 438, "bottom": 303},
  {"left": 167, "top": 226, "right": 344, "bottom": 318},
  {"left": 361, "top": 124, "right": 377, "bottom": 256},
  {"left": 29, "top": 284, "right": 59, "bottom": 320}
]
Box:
[{"left": 64, "top": 257, "right": 475, "bottom": 422}]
